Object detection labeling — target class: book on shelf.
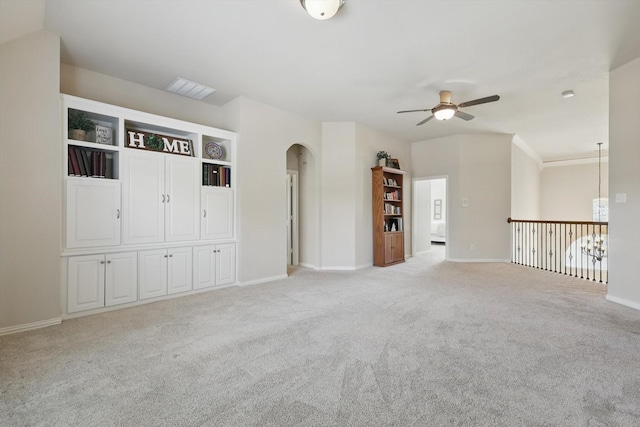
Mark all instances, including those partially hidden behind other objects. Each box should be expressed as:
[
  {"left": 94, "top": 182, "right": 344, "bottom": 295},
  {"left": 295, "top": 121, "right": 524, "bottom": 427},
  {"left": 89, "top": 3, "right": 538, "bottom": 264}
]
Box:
[
  {"left": 99, "top": 151, "right": 106, "bottom": 178},
  {"left": 74, "top": 148, "right": 87, "bottom": 176},
  {"left": 201, "top": 163, "right": 231, "bottom": 187},
  {"left": 68, "top": 146, "right": 81, "bottom": 176}
]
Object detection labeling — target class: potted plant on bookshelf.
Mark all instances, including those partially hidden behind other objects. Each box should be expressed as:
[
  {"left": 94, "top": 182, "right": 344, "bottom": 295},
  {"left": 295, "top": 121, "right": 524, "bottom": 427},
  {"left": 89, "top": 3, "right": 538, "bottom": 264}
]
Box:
[
  {"left": 376, "top": 151, "right": 390, "bottom": 167},
  {"left": 68, "top": 110, "right": 95, "bottom": 141}
]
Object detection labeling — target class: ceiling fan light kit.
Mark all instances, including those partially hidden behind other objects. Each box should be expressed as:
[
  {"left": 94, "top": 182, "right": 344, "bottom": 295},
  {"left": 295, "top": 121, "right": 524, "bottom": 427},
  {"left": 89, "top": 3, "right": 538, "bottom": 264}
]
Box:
[
  {"left": 432, "top": 104, "right": 457, "bottom": 120},
  {"left": 300, "top": 0, "right": 345, "bottom": 20},
  {"left": 397, "top": 90, "right": 500, "bottom": 126}
]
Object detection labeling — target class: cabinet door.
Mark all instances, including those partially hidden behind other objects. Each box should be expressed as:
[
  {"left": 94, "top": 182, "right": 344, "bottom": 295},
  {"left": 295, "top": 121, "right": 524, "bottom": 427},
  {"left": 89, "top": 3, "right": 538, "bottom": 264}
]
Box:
[
  {"left": 66, "top": 180, "right": 121, "bottom": 248},
  {"left": 122, "top": 152, "right": 165, "bottom": 244},
  {"left": 392, "top": 233, "right": 404, "bottom": 263},
  {"left": 165, "top": 157, "right": 200, "bottom": 242},
  {"left": 216, "top": 243, "right": 236, "bottom": 286},
  {"left": 105, "top": 251, "right": 138, "bottom": 307},
  {"left": 167, "top": 247, "right": 193, "bottom": 295},
  {"left": 68, "top": 254, "right": 105, "bottom": 313},
  {"left": 138, "top": 249, "right": 168, "bottom": 300},
  {"left": 201, "top": 187, "right": 234, "bottom": 240},
  {"left": 384, "top": 234, "right": 394, "bottom": 265},
  {"left": 193, "top": 245, "right": 217, "bottom": 289}
]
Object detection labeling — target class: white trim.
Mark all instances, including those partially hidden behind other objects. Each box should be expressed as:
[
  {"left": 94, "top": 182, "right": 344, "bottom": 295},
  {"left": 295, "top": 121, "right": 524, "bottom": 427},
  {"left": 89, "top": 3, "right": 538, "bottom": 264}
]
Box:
[
  {"left": 355, "top": 263, "right": 373, "bottom": 270},
  {"left": 448, "top": 258, "right": 511, "bottom": 263},
  {"left": 606, "top": 294, "right": 640, "bottom": 311},
  {"left": 512, "top": 135, "right": 542, "bottom": 168},
  {"left": 240, "top": 274, "right": 288, "bottom": 287},
  {"left": 318, "top": 263, "right": 373, "bottom": 271},
  {"left": 542, "top": 157, "right": 609, "bottom": 169},
  {"left": 319, "top": 266, "right": 357, "bottom": 271},
  {"left": 0, "top": 318, "right": 62, "bottom": 336},
  {"left": 299, "top": 262, "right": 320, "bottom": 270}
]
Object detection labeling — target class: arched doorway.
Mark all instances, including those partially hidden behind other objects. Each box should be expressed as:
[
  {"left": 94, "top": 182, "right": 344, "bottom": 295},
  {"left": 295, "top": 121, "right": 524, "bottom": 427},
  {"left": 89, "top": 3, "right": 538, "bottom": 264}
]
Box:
[{"left": 285, "top": 144, "right": 316, "bottom": 273}]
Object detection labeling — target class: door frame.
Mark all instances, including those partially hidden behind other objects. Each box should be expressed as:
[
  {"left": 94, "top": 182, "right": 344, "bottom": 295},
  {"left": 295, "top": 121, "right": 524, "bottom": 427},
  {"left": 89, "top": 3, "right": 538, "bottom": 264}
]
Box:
[
  {"left": 286, "top": 169, "right": 299, "bottom": 265},
  {"left": 412, "top": 175, "right": 449, "bottom": 260}
]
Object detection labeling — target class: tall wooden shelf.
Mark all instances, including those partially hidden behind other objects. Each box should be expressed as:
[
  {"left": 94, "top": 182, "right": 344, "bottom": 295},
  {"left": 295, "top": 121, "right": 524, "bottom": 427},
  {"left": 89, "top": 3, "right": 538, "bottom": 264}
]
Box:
[{"left": 372, "top": 166, "right": 406, "bottom": 266}]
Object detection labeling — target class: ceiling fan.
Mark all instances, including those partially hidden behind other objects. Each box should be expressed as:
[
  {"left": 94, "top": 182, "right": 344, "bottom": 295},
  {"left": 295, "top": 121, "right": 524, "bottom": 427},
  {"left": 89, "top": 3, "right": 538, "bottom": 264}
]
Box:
[{"left": 398, "top": 90, "right": 500, "bottom": 125}]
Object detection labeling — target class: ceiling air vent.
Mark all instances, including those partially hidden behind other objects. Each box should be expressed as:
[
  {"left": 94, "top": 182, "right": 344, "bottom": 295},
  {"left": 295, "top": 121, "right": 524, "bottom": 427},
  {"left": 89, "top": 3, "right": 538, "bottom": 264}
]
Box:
[{"left": 165, "top": 77, "right": 216, "bottom": 100}]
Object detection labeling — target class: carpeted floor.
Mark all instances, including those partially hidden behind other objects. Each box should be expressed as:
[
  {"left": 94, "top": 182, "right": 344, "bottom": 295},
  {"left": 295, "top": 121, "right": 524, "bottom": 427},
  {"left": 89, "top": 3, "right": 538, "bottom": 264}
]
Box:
[{"left": 1, "top": 250, "right": 639, "bottom": 426}]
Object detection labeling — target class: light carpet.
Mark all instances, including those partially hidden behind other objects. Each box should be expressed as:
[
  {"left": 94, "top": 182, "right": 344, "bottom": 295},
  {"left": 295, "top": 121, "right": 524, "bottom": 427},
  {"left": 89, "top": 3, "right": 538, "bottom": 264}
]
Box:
[{"left": 1, "top": 251, "right": 639, "bottom": 426}]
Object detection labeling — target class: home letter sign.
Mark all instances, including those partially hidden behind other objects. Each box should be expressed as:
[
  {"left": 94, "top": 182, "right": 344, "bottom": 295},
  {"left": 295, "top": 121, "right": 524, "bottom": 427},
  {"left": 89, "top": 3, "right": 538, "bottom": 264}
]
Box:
[{"left": 126, "top": 129, "right": 193, "bottom": 157}]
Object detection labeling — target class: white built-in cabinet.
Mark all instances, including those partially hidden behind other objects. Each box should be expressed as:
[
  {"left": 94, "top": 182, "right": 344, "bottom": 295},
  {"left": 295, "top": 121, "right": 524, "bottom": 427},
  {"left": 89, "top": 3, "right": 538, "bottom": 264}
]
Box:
[
  {"left": 138, "top": 247, "right": 192, "bottom": 300},
  {"left": 201, "top": 187, "right": 234, "bottom": 240},
  {"left": 122, "top": 153, "right": 199, "bottom": 244},
  {"left": 66, "top": 179, "right": 121, "bottom": 248},
  {"left": 67, "top": 252, "right": 137, "bottom": 313},
  {"left": 61, "top": 95, "right": 237, "bottom": 318},
  {"left": 193, "top": 243, "right": 236, "bottom": 289}
]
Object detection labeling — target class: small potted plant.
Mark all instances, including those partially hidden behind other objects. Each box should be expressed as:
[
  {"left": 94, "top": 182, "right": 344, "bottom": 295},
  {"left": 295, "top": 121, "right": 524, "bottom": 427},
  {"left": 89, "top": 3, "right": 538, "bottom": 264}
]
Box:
[
  {"left": 68, "top": 110, "right": 95, "bottom": 141},
  {"left": 376, "top": 151, "right": 390, "bottom": 167}
]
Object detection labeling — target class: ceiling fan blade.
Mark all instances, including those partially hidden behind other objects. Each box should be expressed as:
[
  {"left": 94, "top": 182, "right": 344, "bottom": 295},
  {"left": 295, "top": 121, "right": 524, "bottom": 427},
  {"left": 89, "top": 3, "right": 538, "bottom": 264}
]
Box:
[
  {"left": 416, "top": 115, "right": 434, "bottom": 126},
  {"left": 454, "top": 111, "right": 475, "bottom": 121},
  {"left": 397, "top": 108, "right": 431, "bottom": 114},
  {"left": 458, "top": 95, "right": 500, "bottom": 108}
]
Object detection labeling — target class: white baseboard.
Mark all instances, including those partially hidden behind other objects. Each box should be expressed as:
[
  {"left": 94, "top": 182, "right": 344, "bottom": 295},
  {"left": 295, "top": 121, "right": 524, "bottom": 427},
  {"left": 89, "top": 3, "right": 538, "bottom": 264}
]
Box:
[
  {"left": 319, "top": 266, "right": 357, "bottom": 271},
  {"left": 606, "top": 294, "right": 640, "bottom": 311},
  {"left": 299, "top": 263, "right": 320, "bottom": 270},
  {"left": 240, "top": 274, "right": 288, "bottom": 287},
  {"left": 448, "top": 258, "right": 511, "bottom": 263},
  {"left": 0, "top": 317, "right": 62, "bottom": 336},
  {"left": 355, "top": 263, "right": 373, "bottom": 270}
]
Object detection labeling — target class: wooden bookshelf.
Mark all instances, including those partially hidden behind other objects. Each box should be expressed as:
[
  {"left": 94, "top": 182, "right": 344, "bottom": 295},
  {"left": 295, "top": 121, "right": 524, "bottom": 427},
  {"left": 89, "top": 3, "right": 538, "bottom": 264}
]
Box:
[{"left": 372, "top": 166, "right": 406, "bottom": 266}]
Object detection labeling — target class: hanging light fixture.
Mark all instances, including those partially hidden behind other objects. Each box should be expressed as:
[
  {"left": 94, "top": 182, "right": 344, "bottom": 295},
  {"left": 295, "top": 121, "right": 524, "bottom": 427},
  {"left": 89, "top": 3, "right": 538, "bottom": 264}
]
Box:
[
  {"left": 300, "top": 0, "right": 345, "bottom": 20},
  {"left": 582, "top": 142, "right": 608, "bottom": 263}
]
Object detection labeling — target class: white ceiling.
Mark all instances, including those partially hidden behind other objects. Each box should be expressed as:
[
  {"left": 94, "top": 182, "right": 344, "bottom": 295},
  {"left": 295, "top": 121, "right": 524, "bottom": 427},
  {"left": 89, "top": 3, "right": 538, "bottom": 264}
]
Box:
[{"left": 8, "top": 1, "right": 640, "bottom": 161}]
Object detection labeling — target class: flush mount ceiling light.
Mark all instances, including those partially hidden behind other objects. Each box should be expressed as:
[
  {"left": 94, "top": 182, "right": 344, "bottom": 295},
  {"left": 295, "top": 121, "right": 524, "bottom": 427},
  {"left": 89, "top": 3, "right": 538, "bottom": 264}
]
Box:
[
  {"left": 166, "top": 77, "right": 216, "bottom": 100},
  {"left": 300, "top": 0, "right": 345, "bottom": 20},
  {"left": 432, "top": 104, "right": 457, "bottom": 120},
  {"left": 562, "top": 90, "right": 575, "bottom": 98}
]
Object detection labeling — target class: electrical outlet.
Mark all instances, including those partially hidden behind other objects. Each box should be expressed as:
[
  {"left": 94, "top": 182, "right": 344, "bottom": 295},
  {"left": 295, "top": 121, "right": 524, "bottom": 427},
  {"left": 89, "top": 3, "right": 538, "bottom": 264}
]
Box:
[{"left": 470, "top": 243, "right": 475, "bottom": 250}]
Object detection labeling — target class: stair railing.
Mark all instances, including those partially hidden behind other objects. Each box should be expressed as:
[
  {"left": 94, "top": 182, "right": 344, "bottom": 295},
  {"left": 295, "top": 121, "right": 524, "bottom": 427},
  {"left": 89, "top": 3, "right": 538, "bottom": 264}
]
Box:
[{"left": 507, "top": 218, "right": 608, "bottom": 284}]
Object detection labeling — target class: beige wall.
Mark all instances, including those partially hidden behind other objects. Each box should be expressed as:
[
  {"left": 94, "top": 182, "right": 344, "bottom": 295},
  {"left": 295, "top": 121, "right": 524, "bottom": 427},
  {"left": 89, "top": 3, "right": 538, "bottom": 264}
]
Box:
[
  {"left": 511, "top": 142, "right": 540, "bottom": 220},
  {"left": 540, "top": 162, "right": 609, "bottom": 221},
  {"left": 354, "top": 123, "right": 412, "bottom": 266},
  {"left": 608, "top": 57, "right": 640, "bottom": 310},
  {"left": 226, "top": 96, "right": 322, "bottom": 282},
  {"left": 0, "top": 31, "right": 61, "bottom": 329},
  {"left": 411, "top": 134, "right": 512, "bottom": 261},
  {"left": 320, "top": 123, "right": 357, "bottom": 268}
]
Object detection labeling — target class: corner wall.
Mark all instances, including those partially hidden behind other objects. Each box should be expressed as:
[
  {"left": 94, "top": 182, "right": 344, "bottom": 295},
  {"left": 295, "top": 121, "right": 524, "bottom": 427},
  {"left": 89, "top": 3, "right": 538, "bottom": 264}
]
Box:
[
  {"left": 0, "top": 31, "right": 61, "bottom": 330},
  {"left": 411, "top": 134, "right": 512, "bottom": 261},
  {"left": 511, "top": 141, "right": 540, "bottom": 220},
  {"left": 607, "top": 57, "right": 640, "bottom": 310}
]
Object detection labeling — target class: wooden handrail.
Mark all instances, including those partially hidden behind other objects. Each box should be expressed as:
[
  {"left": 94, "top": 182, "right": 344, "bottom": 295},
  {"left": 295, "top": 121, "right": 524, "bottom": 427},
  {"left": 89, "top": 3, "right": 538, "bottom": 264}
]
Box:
[{"left": 507, "top": 217, "right": 608, "bottom": 226}]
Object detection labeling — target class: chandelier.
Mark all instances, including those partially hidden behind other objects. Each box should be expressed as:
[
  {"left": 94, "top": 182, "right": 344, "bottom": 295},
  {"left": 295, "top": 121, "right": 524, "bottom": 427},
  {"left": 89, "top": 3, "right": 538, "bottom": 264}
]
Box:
[{"left": 581, "top": 142, "right": 607, "bottom": 264}]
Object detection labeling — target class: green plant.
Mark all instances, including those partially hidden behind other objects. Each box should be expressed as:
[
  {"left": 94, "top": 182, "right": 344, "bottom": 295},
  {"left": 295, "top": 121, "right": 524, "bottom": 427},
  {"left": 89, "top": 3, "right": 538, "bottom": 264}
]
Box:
[
  {"left": 376, "top": 151, "right": 390, "bottom": 161},
  {"left": 68, "top": 110, "right": 95, "bottom": 132},
  {"left": 145, "top": 133, "right": 163, "bottom": 150}
]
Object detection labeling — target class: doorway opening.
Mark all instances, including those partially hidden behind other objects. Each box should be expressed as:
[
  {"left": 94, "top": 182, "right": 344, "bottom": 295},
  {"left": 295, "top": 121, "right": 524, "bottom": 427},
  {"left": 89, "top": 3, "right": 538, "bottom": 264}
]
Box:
[
  {"left": 286, "top": 169, "right": 299, "bottom": 266},
  {"left": 412, "top": 176, "right": 448, "bottom": 261}
]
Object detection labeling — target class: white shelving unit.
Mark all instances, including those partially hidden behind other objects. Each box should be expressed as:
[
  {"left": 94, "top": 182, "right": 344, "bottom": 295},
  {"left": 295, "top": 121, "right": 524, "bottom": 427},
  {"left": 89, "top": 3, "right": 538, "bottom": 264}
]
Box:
[{"left": 61, "top": 95, "right": 238, "bottom": 317}]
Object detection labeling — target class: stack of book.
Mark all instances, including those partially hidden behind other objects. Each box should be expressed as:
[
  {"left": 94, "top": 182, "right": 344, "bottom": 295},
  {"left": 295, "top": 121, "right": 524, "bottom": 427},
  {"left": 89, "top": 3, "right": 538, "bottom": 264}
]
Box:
[
  {"left": 202, "top": 164, "right": 231, "bottom": 187},
  {"left": 68, "top": 146, "right": 107, "bottom": 177}
]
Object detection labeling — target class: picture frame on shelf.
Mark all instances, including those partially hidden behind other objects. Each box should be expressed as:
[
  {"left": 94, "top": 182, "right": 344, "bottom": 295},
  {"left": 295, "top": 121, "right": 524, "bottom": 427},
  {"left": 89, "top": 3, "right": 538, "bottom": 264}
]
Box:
[{"left": 389, "top": 158, "right": 400, "bottom": 169}]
